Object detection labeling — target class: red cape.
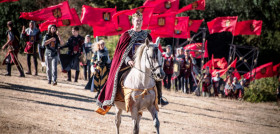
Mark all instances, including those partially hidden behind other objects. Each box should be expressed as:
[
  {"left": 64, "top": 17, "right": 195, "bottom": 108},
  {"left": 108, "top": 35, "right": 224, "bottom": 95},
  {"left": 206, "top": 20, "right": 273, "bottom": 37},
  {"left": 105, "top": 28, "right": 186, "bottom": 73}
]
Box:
[{"left": 96, "top": 30, "right": 151, "bottom": 112}]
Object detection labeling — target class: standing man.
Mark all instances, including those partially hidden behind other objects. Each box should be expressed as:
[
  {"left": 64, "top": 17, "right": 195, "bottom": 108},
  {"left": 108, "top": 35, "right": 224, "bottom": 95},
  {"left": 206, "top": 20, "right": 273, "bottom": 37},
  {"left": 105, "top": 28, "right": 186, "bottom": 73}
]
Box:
[
  {"left": 82, "top": 35, "right": 93, "bottom": 81},
  {"left": 21, "top": 21, "right": 41, "bottom": 75},
  {"left": 96, "top": 12, "right": 168, "bottom": 115},
  {"left": 175, "top": 47, "right": 186, "bottom": 92},
  {"left": 60, "top": 26, "right": 84, "bottom": 82},
  {"left": 163, "top": 45, "right": 174, "bottom": 90},
  {"left": 184, "top": 49, "right": 193, "bottom": 93},
  {"left": 212, "top": 72, "right": 224, "bottom": 97},
  {"left": 2, "top": 21, "right": 25, "bottom": 77},
  {"left": 202, "top": 66, "right": 212, "bottom": 97}
]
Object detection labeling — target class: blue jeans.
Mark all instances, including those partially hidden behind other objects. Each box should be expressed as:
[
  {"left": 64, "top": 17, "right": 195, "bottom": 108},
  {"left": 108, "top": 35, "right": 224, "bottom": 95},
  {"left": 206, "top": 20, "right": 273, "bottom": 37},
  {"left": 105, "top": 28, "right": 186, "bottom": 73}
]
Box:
[{"left": 45, "top": 55, "right": 58, "bottom": 82}]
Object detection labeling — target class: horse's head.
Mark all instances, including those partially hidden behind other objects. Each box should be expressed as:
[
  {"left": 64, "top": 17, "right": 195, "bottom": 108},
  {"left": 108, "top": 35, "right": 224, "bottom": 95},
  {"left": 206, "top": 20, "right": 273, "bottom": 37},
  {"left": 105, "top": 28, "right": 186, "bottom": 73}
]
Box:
[{"left": 143, "top": 38, "right": 165, "bottom": 81}]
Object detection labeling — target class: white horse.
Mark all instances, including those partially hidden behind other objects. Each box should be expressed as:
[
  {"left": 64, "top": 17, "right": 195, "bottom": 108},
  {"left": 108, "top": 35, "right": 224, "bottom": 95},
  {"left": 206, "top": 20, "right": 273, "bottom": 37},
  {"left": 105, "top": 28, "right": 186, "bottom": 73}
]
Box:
[{"left": 114, "top": 38, "right": 165, "bottom": 134}]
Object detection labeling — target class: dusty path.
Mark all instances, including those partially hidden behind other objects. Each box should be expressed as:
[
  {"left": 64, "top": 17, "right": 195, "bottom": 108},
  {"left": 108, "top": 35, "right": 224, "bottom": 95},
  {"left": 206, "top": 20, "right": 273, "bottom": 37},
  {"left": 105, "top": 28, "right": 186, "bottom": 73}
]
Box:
[{"left": 0, "top": 69, "right": 279, "bottom": 134}]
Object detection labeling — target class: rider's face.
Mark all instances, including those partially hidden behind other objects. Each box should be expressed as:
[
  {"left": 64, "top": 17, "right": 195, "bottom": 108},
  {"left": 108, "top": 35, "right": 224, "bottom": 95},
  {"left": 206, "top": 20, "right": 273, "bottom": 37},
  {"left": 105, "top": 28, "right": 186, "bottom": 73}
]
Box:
[{"left": 132, "top": 17, "right": 143, "bottom": 30}]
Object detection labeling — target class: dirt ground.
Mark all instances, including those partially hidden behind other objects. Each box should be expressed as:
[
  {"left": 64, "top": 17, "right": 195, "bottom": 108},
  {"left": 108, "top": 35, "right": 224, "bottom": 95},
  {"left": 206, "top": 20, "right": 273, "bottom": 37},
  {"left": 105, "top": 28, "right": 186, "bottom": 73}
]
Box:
[{"left": 0, "top": 69, "right": 279, "bottom": 134}]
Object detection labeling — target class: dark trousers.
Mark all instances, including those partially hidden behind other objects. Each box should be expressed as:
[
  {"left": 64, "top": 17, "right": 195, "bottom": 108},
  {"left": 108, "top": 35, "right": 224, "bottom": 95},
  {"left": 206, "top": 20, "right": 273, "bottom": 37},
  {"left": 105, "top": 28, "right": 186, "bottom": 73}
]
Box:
[
  {"left": 68, "top": 70, "right": 80, "bottom": 82},
  {"left": 163, "top": 74, "right": 172, "bottom": 90},
  {"left": 185, "top": 75, "right": 194, "bottom": 93},
  {"left": 156, "top": 81, "right": 162, "bottom": 100},
  {"left": 175, "top": 74, "right": 184, "bottom": 91},
  {"left": 27, "top": 53, "right": 38, "bottom": 73},
  {"left": 6, "top": 63, "right": 11, "bottom": 75},
  {"left": 83, "top": 60, "right": 91, "bottom": 80}
]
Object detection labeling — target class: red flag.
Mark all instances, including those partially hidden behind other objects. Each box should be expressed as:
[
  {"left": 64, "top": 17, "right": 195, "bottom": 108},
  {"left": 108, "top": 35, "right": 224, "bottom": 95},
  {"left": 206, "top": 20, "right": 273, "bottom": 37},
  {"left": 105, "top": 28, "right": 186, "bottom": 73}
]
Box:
[
  {"left": 203, "top": 56, "right": 228, "bottom": 69},
  {"left": 177, "top": 0, "right": 205, "bottom": 13},
  {"left": 0, "top": 0, "right": 18, "bottom": 3},
  {"left": 220, "top": 58, "right": 237, "bottom": 77},
  {"left": 19, "top": 1, "right": 72, "bottom": 21},
  {"left": 244, "top": 62, "right": 274, "bottom": 81},
  {"left": 173, "top": 16, "right": 190, "bottom": 39},
  {"left": 80, "top": 5, "right": 116, "bottom": 27},
  {"left": 273, "top": 63, "right": 280, "bottom": 76},
  {"left": 112, "top": 6, "right": 153, "bottom": 29},
  {"left": 143, "top": 0, "right": 179, "bottom": 14},
  {"left": 183, "top": 41, "right": 209, "bottom": 58},
  {"left": 232, "top": 69, "right": 241, "bottom": 80},
  {"left": 234, "top": 20, "right": 262, "bottom": 36},
  {"left": 188, "top": 19, "right": 204, "bottom": 33},
  {"left": 149, "top": 12, "right": 176, "bottom": 37},
  {"left": 207, "top": 16, "right": 238, "bottom": 34},
  {"left": 39, "top": 8, "right": 82, "bottom": 32}
]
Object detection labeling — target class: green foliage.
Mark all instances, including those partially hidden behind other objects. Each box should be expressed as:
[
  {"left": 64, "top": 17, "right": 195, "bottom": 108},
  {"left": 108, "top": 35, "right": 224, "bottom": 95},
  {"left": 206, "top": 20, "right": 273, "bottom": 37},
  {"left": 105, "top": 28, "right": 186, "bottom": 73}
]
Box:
[
  {"left": 101, "top": 36, "right": 119, "bottom": 58},
  {"left": 244, "top": 77, "right": 279, "bottom": 102}
]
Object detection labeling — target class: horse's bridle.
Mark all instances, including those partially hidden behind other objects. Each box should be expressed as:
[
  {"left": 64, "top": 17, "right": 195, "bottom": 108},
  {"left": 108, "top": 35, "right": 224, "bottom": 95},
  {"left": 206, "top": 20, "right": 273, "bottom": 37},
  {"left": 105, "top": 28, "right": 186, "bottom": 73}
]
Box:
[
  {"left": 145, "top": 46, "right": 162, "bottom": 78},
  {"left": 132, "top": 46, "right": 162, "bottom": 79}
]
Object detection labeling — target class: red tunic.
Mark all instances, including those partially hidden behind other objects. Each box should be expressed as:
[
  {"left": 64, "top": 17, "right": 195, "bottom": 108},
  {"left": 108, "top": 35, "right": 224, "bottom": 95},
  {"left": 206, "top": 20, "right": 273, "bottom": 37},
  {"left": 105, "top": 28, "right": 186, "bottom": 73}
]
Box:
[{"left": 163, "top": 54, "right": 173, "bottom": 75}]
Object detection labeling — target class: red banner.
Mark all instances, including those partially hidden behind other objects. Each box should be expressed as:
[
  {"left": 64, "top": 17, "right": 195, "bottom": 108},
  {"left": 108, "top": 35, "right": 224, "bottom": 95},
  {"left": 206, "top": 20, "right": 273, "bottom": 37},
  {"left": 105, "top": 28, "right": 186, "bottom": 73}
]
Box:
[
  {"left": 234, "top": 20, "right": 262, "bottom": 36},
  {"left": 149, "top": 12, "right": 176, "bottom": 37},
  {"left": 173, "top": 16, "right": 190, "bottom": 39},
  {"left": 80, "top": 5, "right": 116, "bottom": 27},
  {"left": 219, "top": 58, "right": 237, "bottom": 77},
  {"left": 183, "top": 41, "right": 209, "bottom": 58},
  {"left": 20, "top": 1, "right": 72, "bottom": 21},
  {"left": 207, "top": 16, "right": 238, "bottom": 34},
  {"left": 39, "top": 8, "right": 82, "bottom": 32},
  {"left": 112, "top": 6, "right": 153, "bottom": 29},
  {"left": 0, "top": 0, "right": 18, "bottom": 3},
  {"left": 203, "top": 56, "right": 228, "bottom": 70},
  {"left": 177, "top": 0, "right": 205, "bottom": 13},
  {"left": 273, "top": 63, "right": 280, "bottom": 76},
  {"left": 143, "top": 0, "right": 179, "bottom": 14},
  {"left": 188, "top": 19, "right": 204, "bottom": 33},
  {"left": 244, "top": 62, "right": 274, "bottom": 81}
]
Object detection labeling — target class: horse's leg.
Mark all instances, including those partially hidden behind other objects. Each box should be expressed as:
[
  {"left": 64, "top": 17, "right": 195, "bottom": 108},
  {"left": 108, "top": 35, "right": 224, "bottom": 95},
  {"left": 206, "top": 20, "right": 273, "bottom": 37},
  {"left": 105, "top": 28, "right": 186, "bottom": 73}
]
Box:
[
  {"left": 131, "top": 107, "right": 140, "bottom": 134},
  {"left": 114, "top": 107, "right": 122, "bottom": 134},
  {"left": 136, "top": 112, "right": 142, "bottom": 134},
  {"left": 148, "top": 106, "right": 160, "bottom": 134}
]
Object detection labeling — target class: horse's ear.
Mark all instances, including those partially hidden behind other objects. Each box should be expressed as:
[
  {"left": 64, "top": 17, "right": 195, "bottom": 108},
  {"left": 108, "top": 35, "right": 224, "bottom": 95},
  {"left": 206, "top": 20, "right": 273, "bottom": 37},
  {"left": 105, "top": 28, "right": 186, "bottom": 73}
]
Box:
[
  {"left": 155, "top": 37, "right": 160, "bottom": 47},
  {"left": 145, "top": 38, "right": 150, "bottom": 47}
]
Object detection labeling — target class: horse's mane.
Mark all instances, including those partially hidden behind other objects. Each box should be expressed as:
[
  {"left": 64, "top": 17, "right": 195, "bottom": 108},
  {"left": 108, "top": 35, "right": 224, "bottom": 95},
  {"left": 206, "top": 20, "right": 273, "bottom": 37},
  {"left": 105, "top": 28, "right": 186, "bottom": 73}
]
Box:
[{"left": 133, "top": 44, "right": 147, "bottom": 69}]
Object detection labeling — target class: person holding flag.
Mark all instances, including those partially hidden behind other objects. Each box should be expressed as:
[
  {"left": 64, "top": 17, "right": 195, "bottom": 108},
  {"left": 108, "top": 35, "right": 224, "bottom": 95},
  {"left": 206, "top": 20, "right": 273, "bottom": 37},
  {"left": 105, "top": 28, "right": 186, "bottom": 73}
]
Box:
[{"left": 21, "top": 21, "right": 41, "bottom": 75}]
